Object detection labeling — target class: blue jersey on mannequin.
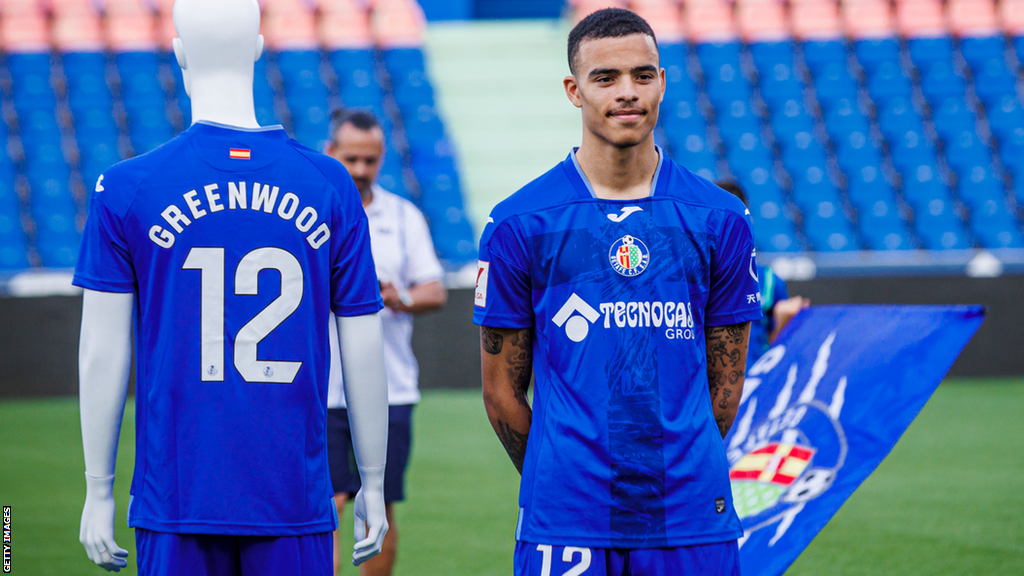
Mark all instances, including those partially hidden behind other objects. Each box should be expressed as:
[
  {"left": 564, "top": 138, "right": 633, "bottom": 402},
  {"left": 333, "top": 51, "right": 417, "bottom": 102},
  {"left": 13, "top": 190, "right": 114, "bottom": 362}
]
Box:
[
  {"left": 473, "top": 149, "right": 762, "bottom": 549},
  {"left": 74, "top": 121, "right": 383, "bottom": 536}
]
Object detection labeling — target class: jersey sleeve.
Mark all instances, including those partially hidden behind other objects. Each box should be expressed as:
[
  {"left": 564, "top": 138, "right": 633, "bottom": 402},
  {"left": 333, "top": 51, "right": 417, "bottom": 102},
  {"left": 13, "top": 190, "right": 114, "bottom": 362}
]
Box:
[
  {"left": 472, "top": 217, "right": 533, "bottom": 329},
  {"left": 403, "top": 203, "right": 444, "bottom": 286},
  {"left": 705, "top": 210, "right": 763, "bottom": 326},
  {"left": 72, "top": 172, "right": 136, "bottom": 293},
  {"left": 329, "top": 181, "right": 384, "bottom": 317}
]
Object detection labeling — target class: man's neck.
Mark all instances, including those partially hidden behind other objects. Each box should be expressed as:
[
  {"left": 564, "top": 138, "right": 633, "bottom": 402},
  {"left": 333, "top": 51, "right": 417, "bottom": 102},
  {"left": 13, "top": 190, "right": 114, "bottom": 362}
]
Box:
[
  {"left": 360, "top": 186, "right": 374, "bottom": 208},
  {"left": 575, "top": 134, "right": 659, "bottom": 200}
]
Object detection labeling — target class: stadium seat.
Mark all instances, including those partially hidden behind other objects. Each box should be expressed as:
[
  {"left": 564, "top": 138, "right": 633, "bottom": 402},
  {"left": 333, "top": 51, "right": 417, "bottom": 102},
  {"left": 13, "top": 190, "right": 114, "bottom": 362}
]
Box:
[
  {"left": 865, "top": 61, "right": 913, "bottom": 103},
  {"left": 876, "top": 96, "right": 925, "bottom": 139},
  {"left": 972, "top": 58, "right": 1017, "bottom": 104},
  {"left": 724, "top": 131, "right": 774, "bottom": 171},
  {"left": 986, "top": 96, "right": 1024, "bottom": 141},
  {"left": 822, "top": 97, "right": 871, "bottom": 137},
  {"left": 758, "top": 62, "right": 804, "bottom": 106},
  {"left": 853, "top": 37, "right": 901, "bottom": 72},
  {"left": 915, "top": 212, "right": 972, "bottom": 250},
  {"left": 919, "top": 61, "right": 967, "bottom": 100},
  {"left": 959, "top": 35, "right": 1007, "bottom": 69},
  {"left": 779, "top": 131, "right": 829, "bottom": 170},
  {"left": 931, "top": 98, "right": 977, "bottom": 139},
  {"left": 860, "top": 201, "right": 914, "bottom": 250},
  {"left": 943, "top": 130, "right": 993, "bottom": 172},
  {"left": 769, "top": 99, "right": 816, "bottom": 141},
  {"left": 802, "top": 40, "right": 848, "bottom": 73},
  {"left": 749, "top": 41, "right": 794, "bottom": 70},
  {"left": 0, "top": 211, "right": 30, "bottom": 270},
  {"left": 907, "top": 36, "right": 954, "bottom": 69},
  {"left": 812, "top": 62, "right": 859, "bottom": 103},
  {"left": 704, "top": 62, "right": 752, "bottom": 105},
  {"left": 889, "top": 128, "right": 938, "bottom": 171}
]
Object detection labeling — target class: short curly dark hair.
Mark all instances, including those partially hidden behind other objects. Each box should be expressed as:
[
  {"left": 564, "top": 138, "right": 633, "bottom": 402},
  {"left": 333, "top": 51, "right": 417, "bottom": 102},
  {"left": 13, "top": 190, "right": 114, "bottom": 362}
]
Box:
[{"left": 567, "top": 8, "right": 658, "bottom": 76}]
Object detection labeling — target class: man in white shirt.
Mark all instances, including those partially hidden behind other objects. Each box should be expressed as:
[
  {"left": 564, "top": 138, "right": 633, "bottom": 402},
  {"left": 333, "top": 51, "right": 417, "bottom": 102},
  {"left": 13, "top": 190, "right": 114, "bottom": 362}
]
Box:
[{"left": 325, "top": 109, "right": 448, "bottom": 576}]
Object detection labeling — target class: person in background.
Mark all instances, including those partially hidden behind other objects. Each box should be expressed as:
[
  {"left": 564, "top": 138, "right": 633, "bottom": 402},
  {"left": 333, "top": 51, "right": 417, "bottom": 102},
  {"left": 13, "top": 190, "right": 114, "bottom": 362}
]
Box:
[
  {"left": 716, "top": 180, "right": 810, "bottom": 369},
  {"left": 325, "top": 109, "right": 448, "bottom": 576}
]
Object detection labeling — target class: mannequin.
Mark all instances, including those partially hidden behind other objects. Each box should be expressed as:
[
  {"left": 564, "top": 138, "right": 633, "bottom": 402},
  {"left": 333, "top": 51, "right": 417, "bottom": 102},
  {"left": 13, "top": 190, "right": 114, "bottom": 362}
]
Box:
[{"left": 77, "top": 0, "right": 389, "bottom": 570}]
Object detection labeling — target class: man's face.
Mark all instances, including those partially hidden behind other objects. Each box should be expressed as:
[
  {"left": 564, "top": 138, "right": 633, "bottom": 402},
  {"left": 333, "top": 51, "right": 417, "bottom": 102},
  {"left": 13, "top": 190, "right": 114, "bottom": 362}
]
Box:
[
  {"left": 565, "top": 34, "right": 664, "bottom": 148},
  {"left": 327, "top": 123, "right": 384, "bottom": 194}
]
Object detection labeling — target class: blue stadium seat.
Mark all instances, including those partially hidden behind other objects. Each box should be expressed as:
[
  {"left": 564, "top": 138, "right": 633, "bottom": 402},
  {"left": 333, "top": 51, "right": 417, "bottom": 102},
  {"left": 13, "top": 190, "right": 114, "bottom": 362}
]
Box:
[
  {"left": 704, "top": 62, "right": 752, "bottom": 105},
  {"left": 812, "top": 62, "right": 859, "bottom": 103},
  {"left": 919, "top": 61, "right": 966, "bottom": 100},
  {"left": 290, "top": 102, "right": 331, "bottom": 149},
  {"left": 734, "top": 166, "right": 780, "bottom": 197},
  {"left": 696, "top": 41, "right": 742, "bottom": 68},
  {"left": 956, "top": 164, "right": 1005, "bottom": 208},
  {"left": 901, "top": 163, "right": 952, "bottom": 207},
  {"left": 986, "top": 96, "right": 1024, "bottom": 141},
  {"left": 276, "top": 50, "right": 322, "bottom": 75},
  {"left": 804, "top": 213, "right": 858, "bottom": 251},
  {"left": 664, "top": 60, "right": 699, "bottom": 103},
  {"left": 63, "top": 52, "right": 106, "bottom": 77},
  {"left": 1014, "top": 35, "right": 1024, "bottom": 61},
  {"left": 931, "top": 98, "right": 976, "bottom": 140},
  {"left": 854, "top": 38, "right": 901, "bottom": 72},
  {"left": 834, "top": 131, "right": 884, "bottom": 173},
  {"left": 716, "top": 99, "right": 760, "bottom": 141},
  {"left": 391, "top": 69, "right": 435, "bottom": 111},
  {"left": 660, "top": 43, "right": 688, "bottom": 69},
  {"left": 382, "top": 48, "right": 426, "bottom": 74},
  {"left": 822, "top": 97, "right": 871, "bottom": 136},
  {"left": 791, "top": 167, "right": 841, "bottom": 205},
  {"left": 802, "top": 40, "right": 848, "bottom": 72},
  {"left": 860, "top": 201, "right": 913, "bottom": 250},
  {"left": 889, "top": 128, "right": 937, "bottom": 171},
  {"left": 943, "top": 130, "right": 993, "bottom": 172},
  {"left": 908, "top": 37, "right": 954, "bottom": 69},
  {"left": 876, "top": 96, "right": 924, "bottom": 139},
  {"left": 758, "top": 61, "right": 804, "bottom": 105},
  {"left": 661, "top": 100, "right": 707, "bottom": 136},
  {"left": 0, "top": 212, "right": 30, "bottom": 270},
  {"left": 969, "top": 198, "right": 1024, "bottom": 248},
  {"left": 972, "top": 58, "right": 1017, "bottom": 105},
  {"left": 866, "top": 61, "right": 913, "bottom": 103},
  {"left": 668, "top": 132, "right": 718, "bottom": 174},
  {"left": 769, "top": 99, "right": 815, "bottom": 141},
  {"left": 7, "top": 53, "right": 51, "bottom": 77},
  {"left": 724, "top": 131, "right": 773, "bottom": 171},
  {"left": 915, "top": 204, "right": 971, "bottom": 250},
  {"left": 752, "top": 207, "right": 800, "bottom": 252},
  {"left": 959, "top": 36, "right": 1006, "bottom": 69},
  {"left": 12, "top": 68, "right": 57, "bottom": 111},
  {"left": 750, "top": 41, "right": 794, "bottom": 69},
  {"left": 779, "top": 131, "right": 828, "bottom": 170}
]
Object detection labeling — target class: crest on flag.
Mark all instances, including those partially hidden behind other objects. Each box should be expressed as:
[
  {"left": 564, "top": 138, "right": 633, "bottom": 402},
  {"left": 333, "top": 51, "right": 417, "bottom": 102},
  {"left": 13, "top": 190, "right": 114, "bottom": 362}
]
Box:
[{"left": 608, "top": 234, "right": 650, "bottom": 277}]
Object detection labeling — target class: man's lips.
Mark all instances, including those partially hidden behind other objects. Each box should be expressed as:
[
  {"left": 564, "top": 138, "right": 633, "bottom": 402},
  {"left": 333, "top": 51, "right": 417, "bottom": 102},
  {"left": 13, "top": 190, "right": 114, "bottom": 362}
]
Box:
[{"left": 609, "top": 109, "right": 646, "bottom": 121}]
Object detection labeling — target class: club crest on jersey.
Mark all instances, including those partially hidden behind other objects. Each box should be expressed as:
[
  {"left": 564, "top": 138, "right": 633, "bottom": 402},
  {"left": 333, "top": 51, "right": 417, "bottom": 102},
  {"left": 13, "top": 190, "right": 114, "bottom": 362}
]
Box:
[{"left": 609, "top": 235, "right": 650, "bottom": 277}]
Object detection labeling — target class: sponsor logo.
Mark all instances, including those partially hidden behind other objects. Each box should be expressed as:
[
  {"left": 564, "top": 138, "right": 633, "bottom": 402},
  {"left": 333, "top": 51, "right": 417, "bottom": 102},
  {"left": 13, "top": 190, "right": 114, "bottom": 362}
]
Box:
[
  {"left": 749, "top": 249, "right": 758, "bottom": 282},
  {"left": 552, "top": 293, "right": 601, "bottom": 342},
  {"left": 607, "top": 206, "right": 644, "bottom": 222},
  {"left": 474, "top": 261, "right": 489, "bottom": 307},
  {"left": 94, "top": 175, "right": 105, "bottom": 192},
  {"left": 716, "top": 498, "right": 726, "bottom": 514},
  {"left": 229, "top": 148, "right": 251, "bottom": 160},
  {"left": 552, "top": 293, "right": 696, "bottom": 342},
  {"left": 609, "top": 235, "right": 650, "bottom": 277}
]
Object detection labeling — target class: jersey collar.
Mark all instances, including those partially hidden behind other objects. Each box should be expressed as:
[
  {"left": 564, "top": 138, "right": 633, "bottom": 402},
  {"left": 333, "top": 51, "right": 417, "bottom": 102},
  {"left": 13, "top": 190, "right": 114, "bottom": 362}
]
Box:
[
  {"left": 564, "top": 146, "right": 666, "bottom": 200},
  {"left": 188, "top": 121, "right": 290, "bottom": 172}
]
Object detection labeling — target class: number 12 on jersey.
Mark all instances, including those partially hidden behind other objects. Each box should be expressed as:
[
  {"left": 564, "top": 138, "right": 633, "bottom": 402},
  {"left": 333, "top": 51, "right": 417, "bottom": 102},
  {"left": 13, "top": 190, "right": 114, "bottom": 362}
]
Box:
[{"left": 183, "top": 246, "right": 305, "bottom": 384}]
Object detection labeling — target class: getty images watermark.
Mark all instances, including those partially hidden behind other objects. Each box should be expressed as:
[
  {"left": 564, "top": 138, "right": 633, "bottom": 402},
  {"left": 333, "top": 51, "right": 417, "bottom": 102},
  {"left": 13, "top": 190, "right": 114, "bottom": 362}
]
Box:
[{"left": 3, "top": 506, "right": 10, "bottom": 573}]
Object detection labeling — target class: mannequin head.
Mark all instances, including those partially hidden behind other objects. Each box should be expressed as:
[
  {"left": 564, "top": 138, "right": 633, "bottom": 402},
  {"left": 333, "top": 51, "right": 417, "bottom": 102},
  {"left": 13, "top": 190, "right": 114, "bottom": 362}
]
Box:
[{"left": 172, "top": 0, "right": 264, "bottom": 128}]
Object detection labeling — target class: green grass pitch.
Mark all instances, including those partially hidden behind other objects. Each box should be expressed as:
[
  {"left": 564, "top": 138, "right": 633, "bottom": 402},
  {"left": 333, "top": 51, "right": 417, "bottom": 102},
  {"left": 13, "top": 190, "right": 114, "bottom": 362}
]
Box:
[{"left": 0, "top": 379, "right": 1022, "bottom": 575}]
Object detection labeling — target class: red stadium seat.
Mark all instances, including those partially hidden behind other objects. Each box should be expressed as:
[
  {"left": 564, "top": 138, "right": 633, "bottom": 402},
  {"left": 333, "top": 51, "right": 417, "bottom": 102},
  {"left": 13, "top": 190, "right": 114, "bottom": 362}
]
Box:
[
  {"left": 791, "top": 0, "right": 843, "bottom": 40},
  {"left": 106, "top": 2, "right": 158, "bottom": 52},
  {"left": 949, "top": 0, "right": 1000, "bottom": 36},
  {"left": 371, "top": 0, "right": 426, "bottom": 48},
  {"left": 843, "top": 0, "right": 895, "bottom": 38},
  {"left": 572, "top": 0, "right": 630, "bottom": 21},
  {"left": 262, "top": 0, "right": 318, "bottom": 50},
  {"left": 737, "top": 0, "right": 789, "bottom": 42},
  {"left": 1000, "top": 0, "right": 1024, "bottom": 36},
  {"left": 631, "top": 1, "right": 685, "bottom": 42},
  {"left": 685, "top": 0, "right": 737, "bottom": 42},
  {"left": 53, "top": 10, "right": 104, "bottom": 52},
  {"left": 0, "top": 0, "right": 42, "bottom": 16},
  {"left": 896, "top": 0, "right": 948, "bottom": 37},
  {"left": 320, "top": 0, "right": 373, "bottom": 49},
  {"left": 1, "top": 12, "right": 50, "bottom": 52}
]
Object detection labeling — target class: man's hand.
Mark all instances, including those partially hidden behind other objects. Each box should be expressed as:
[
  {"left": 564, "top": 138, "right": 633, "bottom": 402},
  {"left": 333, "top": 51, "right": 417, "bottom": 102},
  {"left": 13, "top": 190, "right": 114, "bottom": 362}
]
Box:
[
  {"left": 79, "top": 474, "right": 128, "bottom": 572},
  {"left": 379, "top": 282, "right": 405, "bottom": 311},
  {"left": 351, "top": 466, "right": 388, "bottom": 566},
  {"left": 770, "top": 296, "right": 810, "bottom": 343}
]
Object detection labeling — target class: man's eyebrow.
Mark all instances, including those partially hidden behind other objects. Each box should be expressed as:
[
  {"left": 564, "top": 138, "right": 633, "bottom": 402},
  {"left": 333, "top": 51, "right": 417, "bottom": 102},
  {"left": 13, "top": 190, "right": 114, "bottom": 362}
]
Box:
[{"left": 588, "top": 64, "right": 659, "bottom": 78}]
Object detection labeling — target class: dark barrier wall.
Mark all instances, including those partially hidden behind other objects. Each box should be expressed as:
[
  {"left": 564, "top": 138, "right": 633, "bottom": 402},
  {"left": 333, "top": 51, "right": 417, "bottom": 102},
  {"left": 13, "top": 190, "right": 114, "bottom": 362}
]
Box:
[{"left": 1, "top": 276, "right": 1020, "bottom": 398}]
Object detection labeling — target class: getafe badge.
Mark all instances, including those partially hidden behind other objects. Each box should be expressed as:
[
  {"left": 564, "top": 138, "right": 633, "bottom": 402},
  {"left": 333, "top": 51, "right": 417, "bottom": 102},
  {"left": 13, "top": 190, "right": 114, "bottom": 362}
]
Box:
[{"left": 609, "top": 234, "right": 650, "bottom": 277}]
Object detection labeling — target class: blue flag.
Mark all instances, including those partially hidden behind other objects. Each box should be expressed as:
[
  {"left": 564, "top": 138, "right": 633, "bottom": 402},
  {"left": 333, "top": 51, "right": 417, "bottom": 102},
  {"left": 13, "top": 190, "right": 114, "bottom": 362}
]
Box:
[{"left": 728, "top": 305, "right": 984, "bottom": 576}]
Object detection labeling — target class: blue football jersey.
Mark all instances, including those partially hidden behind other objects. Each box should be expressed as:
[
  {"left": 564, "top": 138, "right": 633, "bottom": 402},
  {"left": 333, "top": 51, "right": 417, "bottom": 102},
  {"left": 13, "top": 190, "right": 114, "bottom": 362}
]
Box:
[
  {"left": 473, "top": 149, "right": 762, "bottom": 548},
  {"left": 73, "top": 122, "right": 383, "bottom": 536}
]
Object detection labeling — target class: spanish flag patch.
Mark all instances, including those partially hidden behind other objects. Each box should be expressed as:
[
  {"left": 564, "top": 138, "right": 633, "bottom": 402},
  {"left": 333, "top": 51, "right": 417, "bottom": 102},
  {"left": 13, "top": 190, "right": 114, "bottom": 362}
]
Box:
[{"left": 229, "top": 148, "right": 251, "bottom": 160}]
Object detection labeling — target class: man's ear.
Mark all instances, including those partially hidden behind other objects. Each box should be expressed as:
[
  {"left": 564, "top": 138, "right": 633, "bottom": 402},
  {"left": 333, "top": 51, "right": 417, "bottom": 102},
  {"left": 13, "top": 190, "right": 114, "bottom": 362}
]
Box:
[{"left": 564, "top": 75, "right": 583, "bottom": 109}]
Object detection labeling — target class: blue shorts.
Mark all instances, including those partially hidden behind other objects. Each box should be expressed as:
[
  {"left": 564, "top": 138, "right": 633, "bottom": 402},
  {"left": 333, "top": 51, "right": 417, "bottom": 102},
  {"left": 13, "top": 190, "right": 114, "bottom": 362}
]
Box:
[
  {"left": 135, "top": 528, "right": 331, "bottom": 576},
  {"left": 327, "top": 404, "right": 413, "bottom": 502},
  {"left": 513, "top": 540, "right": 740, "bottom": 576}
]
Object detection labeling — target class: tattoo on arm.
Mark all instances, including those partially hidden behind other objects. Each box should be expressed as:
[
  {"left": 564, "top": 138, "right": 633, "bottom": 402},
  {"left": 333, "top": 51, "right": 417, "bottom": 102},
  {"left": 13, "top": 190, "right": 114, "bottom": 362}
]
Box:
[
  {"left": 507, "top": 329, "right": 533, "bottom": 410},
  {"left": 481, "top": 327, "right": 503, "bottom": 355},
  {"left": 705, "top": 322, "right": 750, "bottom": 438},
  {"left": 497, "top": 419, "right": 529, "bottom": 473}
]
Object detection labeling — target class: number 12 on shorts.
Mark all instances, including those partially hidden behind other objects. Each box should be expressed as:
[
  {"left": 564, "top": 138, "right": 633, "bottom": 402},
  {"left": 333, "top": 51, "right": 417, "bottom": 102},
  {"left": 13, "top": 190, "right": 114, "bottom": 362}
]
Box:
[{"left": 537, "top": 545, "right": 592, "bottom": 576}]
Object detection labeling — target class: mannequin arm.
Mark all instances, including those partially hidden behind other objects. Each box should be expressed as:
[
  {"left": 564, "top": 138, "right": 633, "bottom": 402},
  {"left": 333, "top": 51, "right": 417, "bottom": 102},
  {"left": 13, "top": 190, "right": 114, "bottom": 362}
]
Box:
[
  {"left": 78, "top": 289, "right": 134, "bottom": 572},
  {"left": 336, "top": 312, "right": 389, "bottom": 566}
]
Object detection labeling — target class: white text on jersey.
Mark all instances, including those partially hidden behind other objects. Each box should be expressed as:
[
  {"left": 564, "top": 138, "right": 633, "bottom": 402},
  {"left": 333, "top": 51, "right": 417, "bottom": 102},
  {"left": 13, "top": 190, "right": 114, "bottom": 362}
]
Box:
[
  {"left": 607, "top": 206, "right": 644, "bottom": 222},
  {"left": 148, "top": 182, "right": 331, "bottom": 250}
]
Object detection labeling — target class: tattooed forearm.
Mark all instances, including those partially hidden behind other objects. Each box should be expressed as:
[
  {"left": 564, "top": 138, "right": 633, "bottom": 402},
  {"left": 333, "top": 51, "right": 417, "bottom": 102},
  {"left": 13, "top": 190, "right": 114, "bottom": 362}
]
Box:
[
  {"left": 481, "top": 325, "right": 535, "bottom": 473},
  {"left": 481, "top": 327, "right": 503, "bottom": 355},
  {"left": 497, "top": 419, "right": 529, "bottom": 473},
  {"left": 706, "top": 322, "right": 750, "bottom": 438}
]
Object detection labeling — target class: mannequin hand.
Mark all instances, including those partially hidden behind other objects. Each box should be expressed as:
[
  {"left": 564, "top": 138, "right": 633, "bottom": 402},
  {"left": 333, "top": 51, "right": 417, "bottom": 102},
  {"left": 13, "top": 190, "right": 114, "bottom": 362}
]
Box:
[
  {"left": 351, "top": 466, "right": 388, "bottom": 566},
  {"left": 80, "top": 474, "right": 129, "bottom": 571}
]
